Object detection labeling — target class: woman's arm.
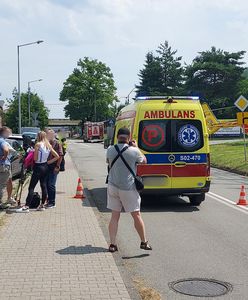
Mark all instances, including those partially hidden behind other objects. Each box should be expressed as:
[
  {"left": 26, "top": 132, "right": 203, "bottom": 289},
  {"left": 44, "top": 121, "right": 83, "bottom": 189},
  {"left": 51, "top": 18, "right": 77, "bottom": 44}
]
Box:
[
  {"left": 47, "top": 147, "right": 59, "bottom": 165},
  {"left": 33, "top": 143, "right": 40, "bottom": 162},
  {"left": 0, "top": 144, "right": 9, "bottom": 161}
]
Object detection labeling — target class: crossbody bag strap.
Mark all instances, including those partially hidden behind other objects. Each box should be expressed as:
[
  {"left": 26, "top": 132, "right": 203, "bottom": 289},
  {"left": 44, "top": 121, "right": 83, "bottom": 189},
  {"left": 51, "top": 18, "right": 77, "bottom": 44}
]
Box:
[
  {"left": 109, "top": 145, "right": 129, "bottom": 170},
  {"left": 114, "top": 145, "right": 136, "bottom": 178}
]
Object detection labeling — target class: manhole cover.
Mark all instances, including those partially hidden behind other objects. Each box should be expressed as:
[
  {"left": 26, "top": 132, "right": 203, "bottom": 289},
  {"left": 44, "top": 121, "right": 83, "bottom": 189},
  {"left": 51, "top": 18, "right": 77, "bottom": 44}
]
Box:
[{"left": 169, "top": 278, "right": 232, "bottom": 297}]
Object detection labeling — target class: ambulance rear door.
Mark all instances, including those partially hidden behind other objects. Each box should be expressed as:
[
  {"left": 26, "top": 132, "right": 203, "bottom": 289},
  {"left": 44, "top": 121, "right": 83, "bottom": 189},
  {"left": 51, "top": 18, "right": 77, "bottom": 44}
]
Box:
[
  {"left": 170, "top": 118, "right": 207, "bottom": 189},
  {"left": 138, "top": 119, "right": 173, "bottom": 190}
]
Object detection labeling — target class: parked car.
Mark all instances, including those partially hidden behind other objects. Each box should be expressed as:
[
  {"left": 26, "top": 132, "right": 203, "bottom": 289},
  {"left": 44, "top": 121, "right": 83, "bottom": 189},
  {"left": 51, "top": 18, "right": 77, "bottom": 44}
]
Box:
[
  {"left": 9, "top": 133, "right": 35, "bottom": 151},
  {"left": 6, "top": 139, "right": 24, "bottom": 177},
  {"left": 22, "top": 132, "right": 37, "bottom": 141},
  {"left": 8, "top": 134, "right": 23, "bottom": 146}
]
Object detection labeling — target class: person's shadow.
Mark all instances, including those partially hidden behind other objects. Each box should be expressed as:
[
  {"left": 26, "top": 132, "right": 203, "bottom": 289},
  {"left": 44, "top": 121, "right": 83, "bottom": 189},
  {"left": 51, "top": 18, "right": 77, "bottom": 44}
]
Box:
[
  {"left": 122, "top": 254, "right": 150, "bottom": 259},
  {"left": 56, "top": 245, "right": 107, "bottom": 255}
]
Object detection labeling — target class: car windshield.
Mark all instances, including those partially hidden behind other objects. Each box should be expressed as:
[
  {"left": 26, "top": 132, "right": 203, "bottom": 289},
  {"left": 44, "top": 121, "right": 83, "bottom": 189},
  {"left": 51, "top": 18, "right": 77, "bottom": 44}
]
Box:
[{"left": 138, "top": 119, "right": 203, "bottom": 153}]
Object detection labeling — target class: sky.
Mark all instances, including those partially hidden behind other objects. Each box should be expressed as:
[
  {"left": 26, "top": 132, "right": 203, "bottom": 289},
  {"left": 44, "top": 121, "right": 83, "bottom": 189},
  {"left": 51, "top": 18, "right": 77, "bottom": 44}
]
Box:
[{"left": 0, "top": 0, "right": 248, "bottom": 118}]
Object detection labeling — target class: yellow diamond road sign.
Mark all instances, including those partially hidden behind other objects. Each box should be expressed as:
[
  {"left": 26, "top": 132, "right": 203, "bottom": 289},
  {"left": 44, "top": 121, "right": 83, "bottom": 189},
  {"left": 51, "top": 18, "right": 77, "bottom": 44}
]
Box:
[{"left": 235, "top": 95, "right": 248, "bottom": 112}]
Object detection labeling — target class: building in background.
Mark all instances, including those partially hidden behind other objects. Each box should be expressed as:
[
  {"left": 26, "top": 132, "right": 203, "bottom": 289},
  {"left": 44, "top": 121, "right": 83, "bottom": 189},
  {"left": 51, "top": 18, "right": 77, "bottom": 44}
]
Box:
[{"left": 48, "top": 119, "right": 81, "bottom": 137}]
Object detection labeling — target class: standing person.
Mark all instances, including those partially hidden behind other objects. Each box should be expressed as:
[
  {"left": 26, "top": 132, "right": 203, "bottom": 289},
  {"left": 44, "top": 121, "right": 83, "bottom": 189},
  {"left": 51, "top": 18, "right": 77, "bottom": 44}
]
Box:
[
  {"left": 6, "top": 141, "right": 20, "bottom": 206},
  {"left": 0, "top": 127, "right": 15, "bottom": 209},
  {"left": 6, "top": 179, "right": 14, "bottom": 205},
  {"left": 45, "top": 129, "right": 63, "bottom": 208},
  {"left": 60, "top": 138, "right": 67, "bottom": 171},
  {"left": 5, "top": 139, "right": 21, "bottom": 206},
  {"left": 106, "top": 127, "right": 152, "bottom": 252},
  {"left": 16, "top": 131, "right": 59, "bottom": 213}
]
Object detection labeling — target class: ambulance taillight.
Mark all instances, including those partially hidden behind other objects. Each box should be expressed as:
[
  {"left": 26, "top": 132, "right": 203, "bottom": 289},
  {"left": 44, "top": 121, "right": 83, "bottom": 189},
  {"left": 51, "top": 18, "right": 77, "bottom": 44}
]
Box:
[{"left": 206, "top": 153, "right": 210, "bottom": 176}]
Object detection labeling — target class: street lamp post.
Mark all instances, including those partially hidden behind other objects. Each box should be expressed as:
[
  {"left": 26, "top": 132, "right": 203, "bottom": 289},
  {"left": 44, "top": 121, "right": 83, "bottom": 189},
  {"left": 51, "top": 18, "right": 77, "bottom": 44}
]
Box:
[
  {"left": 17, "top": 40, "right": 44, "bottom": 134},
  {"left": 126, "top": 87, "right": 136, "bottom": 105},
  {"left": 28, "top": 79, "right": 42, "bottom": 126}
]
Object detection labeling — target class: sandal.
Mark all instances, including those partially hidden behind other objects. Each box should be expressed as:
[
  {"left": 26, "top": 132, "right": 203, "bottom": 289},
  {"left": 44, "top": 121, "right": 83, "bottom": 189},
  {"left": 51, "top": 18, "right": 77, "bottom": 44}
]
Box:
[
  {"left": 109, "top": 244, "right": 118, "bottom": 253},
  {"left": 140, "top": 241, "right": 152, "bottom": 250}
]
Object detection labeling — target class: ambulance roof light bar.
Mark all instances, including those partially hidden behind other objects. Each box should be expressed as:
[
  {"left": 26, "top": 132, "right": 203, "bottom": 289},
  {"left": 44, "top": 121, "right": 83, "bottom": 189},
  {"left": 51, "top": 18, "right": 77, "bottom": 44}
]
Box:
[{"left": 135, "top": 96, "right": 200, "bottom": 101}]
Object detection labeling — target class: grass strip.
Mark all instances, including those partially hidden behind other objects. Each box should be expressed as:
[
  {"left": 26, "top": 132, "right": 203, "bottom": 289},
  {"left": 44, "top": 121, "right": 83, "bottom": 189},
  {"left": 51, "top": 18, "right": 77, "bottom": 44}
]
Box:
[{"left": 210, "top": 141, "right": 248, "bottom": 176}]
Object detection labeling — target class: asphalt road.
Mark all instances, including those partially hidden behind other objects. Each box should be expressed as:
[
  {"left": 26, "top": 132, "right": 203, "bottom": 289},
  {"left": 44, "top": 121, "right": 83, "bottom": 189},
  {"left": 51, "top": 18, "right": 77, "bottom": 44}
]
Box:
[{"left": 69, "top": 141, "right": 248, "bottom": 300}]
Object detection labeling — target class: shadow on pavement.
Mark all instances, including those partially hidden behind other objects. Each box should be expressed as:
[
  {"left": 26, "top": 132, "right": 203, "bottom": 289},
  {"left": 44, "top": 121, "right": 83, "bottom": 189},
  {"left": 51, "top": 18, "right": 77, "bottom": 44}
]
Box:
[
  {"left": 141, "top": 195, "right": 200, "bottom": 213},
  {"left": 122, "top": 254, "right": 150, "bottom": 259},
  {"left": 56, "top": 245, "right": 108, "bottom": 255},
  {"left": 56, "top": 191, "right": 66, "bottom": 195},
  {"left": 87, "top": 187, "right": 200, "bottom": 213}
]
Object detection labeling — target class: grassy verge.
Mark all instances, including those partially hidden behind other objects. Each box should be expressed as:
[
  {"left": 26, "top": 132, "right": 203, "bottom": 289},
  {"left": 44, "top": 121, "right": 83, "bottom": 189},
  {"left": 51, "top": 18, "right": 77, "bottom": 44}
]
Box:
[{"left": 210, "top": 141, "right": 248, "bottom": 176}]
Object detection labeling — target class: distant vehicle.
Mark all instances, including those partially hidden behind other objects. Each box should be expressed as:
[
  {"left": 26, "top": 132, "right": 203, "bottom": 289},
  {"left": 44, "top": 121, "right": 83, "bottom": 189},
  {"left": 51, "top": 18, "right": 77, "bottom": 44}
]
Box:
[
  {"left": 83, "top": 122, "right": 104, "bottom": 143},
  {"left": 6, "top": 139, "right": 23, "bottom": 177},
  {"left": 21, "top": 127, "right": 39, "bottom": 134}
]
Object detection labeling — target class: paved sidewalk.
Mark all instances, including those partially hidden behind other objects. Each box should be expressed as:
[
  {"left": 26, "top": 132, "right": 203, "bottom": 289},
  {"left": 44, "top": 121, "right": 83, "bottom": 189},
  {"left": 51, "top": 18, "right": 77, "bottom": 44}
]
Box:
[{"left": 0, "top": 154, "right": 131, "bottom": 300}]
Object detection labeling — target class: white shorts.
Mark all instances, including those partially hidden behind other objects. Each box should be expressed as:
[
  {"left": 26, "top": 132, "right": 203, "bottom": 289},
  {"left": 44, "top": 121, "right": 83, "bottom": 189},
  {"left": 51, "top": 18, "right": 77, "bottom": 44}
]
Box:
[{"left": 107, "top": 184, "right": 141, "bottom": 213}]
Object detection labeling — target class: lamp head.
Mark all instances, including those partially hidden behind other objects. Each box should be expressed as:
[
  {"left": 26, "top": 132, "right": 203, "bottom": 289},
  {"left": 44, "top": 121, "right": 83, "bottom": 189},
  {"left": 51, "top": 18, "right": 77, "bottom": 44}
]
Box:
[{"left": 37, "top": 40, "right": 44, "bottom": 44}]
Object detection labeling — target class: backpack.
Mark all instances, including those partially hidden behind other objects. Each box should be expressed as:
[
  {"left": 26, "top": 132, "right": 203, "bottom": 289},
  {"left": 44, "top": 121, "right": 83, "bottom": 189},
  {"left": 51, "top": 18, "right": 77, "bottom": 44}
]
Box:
[
  {"left": 24, "top": 150, "right": 34, "bottom": 169},
  {"left": 29, "top": 192, "right": 41, "bottom": 209}
]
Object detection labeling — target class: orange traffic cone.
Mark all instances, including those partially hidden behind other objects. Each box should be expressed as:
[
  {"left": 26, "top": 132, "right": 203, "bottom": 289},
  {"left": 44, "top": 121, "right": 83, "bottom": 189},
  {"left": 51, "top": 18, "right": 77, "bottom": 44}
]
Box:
[
  {"left": 74, "top": 178, "right": 86, "bottom": 199},
  {"left": 237, "top": 185, "right": 247, "bottom": 206}
]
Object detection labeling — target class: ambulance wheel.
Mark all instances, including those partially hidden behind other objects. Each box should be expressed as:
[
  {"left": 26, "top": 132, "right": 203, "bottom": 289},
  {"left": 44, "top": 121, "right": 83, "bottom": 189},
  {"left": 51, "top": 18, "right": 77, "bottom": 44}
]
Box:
[{"left": 189, "top": 194, "right": 205, "bottom": 206}]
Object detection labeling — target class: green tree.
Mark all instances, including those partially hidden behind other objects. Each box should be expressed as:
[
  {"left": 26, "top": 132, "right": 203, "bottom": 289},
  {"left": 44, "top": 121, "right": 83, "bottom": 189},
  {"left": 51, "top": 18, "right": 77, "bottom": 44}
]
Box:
[
  {"left": 156, "top": 41, "right": 184, "bottom": 94},
  {"left": 243, "top": 68, "right": 248, "bottom": 79},
  {"left": 136, "top": 41, "right": 184, "bottom": 96},
  {"left": 237, "top": 78, "right": 248, "bottom": 99},
  {"left": 5, "top": 89, "right": 49, "bottom": 132},
  {"left": 60, "top": 57, "right": 117, "bottom": 121},
  {"left": 185, "top": 47, "right": 246, "bottom": 118},
  {"left": 136, "top": 52, "right": 162, "bottom": 96}
]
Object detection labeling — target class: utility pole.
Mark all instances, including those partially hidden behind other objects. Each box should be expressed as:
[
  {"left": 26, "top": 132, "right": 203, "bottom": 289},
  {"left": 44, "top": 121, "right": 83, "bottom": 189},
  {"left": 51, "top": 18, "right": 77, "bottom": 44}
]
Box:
[
  {"left": 17, "top": 40, "right": 44, "bottom": 133},
  {"left": 28, "top": 79, "right": 42, "bottom": 126}
]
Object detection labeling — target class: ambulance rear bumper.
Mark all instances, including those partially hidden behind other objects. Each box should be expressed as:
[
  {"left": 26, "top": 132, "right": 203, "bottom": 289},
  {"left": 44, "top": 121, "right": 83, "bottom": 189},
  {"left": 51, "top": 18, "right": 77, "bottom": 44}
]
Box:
[{"left": 142, "top": 180, "right": 211, "bottom": 196}]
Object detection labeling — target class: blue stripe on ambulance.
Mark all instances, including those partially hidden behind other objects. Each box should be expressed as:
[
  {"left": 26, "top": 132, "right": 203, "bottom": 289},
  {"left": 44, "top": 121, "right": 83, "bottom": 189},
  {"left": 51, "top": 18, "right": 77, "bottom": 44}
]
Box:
[{"left": 145, "top": 153, "right": 207, "bottom": 164}]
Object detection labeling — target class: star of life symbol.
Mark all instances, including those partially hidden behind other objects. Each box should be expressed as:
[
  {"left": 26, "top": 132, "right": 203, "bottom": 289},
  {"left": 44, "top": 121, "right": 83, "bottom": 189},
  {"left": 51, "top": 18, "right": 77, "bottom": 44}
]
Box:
[{"left": 178, "top": 125, "right": 199, "bottom": 148}]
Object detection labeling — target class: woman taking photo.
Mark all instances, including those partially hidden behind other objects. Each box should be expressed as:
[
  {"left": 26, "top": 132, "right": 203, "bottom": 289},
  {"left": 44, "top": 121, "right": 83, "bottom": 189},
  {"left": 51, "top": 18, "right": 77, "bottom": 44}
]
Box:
[{"left": 17, "top": 131, "right": 59, "bottom": 213}]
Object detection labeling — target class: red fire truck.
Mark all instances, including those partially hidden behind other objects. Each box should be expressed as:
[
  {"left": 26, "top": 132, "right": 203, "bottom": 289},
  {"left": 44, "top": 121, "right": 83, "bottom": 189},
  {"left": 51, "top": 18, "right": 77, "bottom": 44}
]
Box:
[{"left": 83, "top": 122, "right": 104, "bottom": 142}]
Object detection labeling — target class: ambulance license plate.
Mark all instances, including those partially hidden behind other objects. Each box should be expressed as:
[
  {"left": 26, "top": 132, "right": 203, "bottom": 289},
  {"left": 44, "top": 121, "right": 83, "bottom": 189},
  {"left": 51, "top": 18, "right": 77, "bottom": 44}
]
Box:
[{"left": 143, "top": 176, "right": 168, "bottom": 186}]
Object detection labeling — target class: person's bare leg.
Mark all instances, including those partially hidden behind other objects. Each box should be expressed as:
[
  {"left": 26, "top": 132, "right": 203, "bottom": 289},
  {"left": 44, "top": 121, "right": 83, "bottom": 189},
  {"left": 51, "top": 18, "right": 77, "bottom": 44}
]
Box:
[
  {"left": 131, "top": 211, "right": 146, "bottom": 242},
  {"left": 7, "top": 178, "right": 13, "bottom": 200},
  {"left": 109, "top": 210, "right": 121, "bottom": 245}
]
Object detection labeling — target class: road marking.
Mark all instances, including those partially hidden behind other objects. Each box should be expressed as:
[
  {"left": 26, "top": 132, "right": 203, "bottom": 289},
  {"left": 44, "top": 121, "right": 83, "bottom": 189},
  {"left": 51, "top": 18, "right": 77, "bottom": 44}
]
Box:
[{"left": 207, "top": 192, "right": 248, "bottom": 215}]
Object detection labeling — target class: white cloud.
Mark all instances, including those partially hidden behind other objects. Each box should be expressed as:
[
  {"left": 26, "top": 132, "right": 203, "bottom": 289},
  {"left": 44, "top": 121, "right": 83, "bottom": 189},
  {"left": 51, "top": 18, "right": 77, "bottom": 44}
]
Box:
[{"left": 0, "top": 0, "right": 247, "bottom": 119}]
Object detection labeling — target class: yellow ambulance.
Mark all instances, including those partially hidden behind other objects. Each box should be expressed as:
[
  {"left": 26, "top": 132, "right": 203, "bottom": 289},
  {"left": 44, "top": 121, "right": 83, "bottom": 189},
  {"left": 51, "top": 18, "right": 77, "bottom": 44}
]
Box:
[{"left": 113, "top": 96, "right": 211, "bottom": 205}]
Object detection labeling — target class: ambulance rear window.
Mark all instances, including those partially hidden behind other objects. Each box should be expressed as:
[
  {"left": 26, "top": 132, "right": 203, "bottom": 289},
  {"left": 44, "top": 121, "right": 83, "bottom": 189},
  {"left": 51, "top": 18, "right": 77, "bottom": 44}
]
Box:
[{"left": 138, "top": 120, "right": 203, "bottom": 152}]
